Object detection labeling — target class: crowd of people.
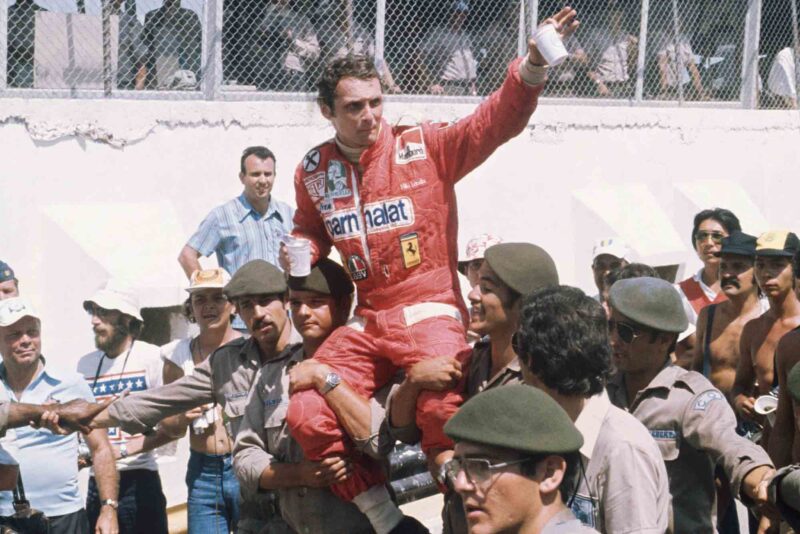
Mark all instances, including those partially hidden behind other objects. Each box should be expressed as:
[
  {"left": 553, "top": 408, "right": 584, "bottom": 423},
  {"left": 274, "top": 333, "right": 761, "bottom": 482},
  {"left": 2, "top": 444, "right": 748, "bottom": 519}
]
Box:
[
  {"left": 3, "top": 4, "right": 800, "bottom": 534},
  {"left": 6, "top": 0, "right": 799, "bottom": 106}
]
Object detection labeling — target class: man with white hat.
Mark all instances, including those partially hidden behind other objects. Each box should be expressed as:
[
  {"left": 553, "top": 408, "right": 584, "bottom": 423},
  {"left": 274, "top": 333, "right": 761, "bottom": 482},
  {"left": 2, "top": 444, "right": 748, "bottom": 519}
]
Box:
[
  {"left": 590, "top": 237, "right": 630, "bottom": 303},
  {"left": 458, "top": 234, "right": 503, "bottom": 289},
  {"left": 76, "top": 281, "right": 168, "bottom": 534},
  {"left": 0, "top": 297, "right": 119, "bottom": 534}
]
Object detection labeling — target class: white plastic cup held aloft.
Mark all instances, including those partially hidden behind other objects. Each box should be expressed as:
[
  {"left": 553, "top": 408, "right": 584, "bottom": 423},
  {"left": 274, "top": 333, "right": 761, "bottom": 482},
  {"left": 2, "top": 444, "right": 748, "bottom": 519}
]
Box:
[
  {"left": 284, "top": 236, "right": 311, "bottom": 277},
  {"left": 533, "top": 23, "right": 569, "bottom": 66}
]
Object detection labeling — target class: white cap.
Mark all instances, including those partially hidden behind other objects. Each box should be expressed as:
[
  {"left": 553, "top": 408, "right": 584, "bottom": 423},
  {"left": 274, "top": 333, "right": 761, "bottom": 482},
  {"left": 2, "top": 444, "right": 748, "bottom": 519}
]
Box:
[
  {"left": 0, "top": 297, "right": 40, "bottom": 327},
  {"left": 186, "top": 268, "right": 231, "bottom": 293},
  {"left": 460, "top": 234, "right": 504, "bottom": 264},
  {"left": 592, "top": 237, "right": 631, "bottom": 262},
  {"left": 83, "top": 280, "right": 142, "bottom": 321}
]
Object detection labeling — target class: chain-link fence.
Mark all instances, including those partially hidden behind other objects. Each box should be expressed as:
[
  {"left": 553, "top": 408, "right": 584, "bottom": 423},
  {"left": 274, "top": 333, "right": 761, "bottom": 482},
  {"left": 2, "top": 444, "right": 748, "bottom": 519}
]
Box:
[{"left": 1, "top": 0, "right": 798, "bottom": 108}]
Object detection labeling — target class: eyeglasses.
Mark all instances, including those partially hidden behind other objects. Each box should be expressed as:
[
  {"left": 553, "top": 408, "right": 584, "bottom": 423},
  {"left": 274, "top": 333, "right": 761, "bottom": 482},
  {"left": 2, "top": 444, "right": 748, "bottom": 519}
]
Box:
[
  {"left": 695, "top": 231, "right": 725, "bottom": 244},
  {"left": 443, "top": 457, "right": 530, "bottom": 489},
  {"left": 84, "top": 304, "right": 112, "bottom": 320},
  {"left": 608, "top": 319, "right": 644, "bottom": 344}
]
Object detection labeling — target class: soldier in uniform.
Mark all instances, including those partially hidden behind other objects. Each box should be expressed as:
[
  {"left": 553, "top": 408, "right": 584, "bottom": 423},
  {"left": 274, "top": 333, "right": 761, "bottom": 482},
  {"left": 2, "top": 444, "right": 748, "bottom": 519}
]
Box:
[
  {"left": 443, "top": 384, "right": 598, "bottom": 534},
  {"left": 607, "top": 276, "right": 777, "bottom": 532}
]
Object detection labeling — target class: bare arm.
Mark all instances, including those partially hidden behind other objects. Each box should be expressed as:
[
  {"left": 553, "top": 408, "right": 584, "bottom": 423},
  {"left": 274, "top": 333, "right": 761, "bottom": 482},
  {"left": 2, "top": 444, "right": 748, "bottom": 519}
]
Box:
[
  {"left": 85, "top": 428, "right": 119, "bottom": 534},
  {"left": 768, "top": 334, "right": 800, "bottom": 467},
  {"left": 158, "top": 360, "right": 190, "bottom": 440},
  {"left": 134, "top": 64, "right": 147, "bottom": 90},
  {"left": 178, "top": 244, "right": 202, "bottom": 279},
  {"left": 687, "top": 60, "right": 706, "bottom": 98}
]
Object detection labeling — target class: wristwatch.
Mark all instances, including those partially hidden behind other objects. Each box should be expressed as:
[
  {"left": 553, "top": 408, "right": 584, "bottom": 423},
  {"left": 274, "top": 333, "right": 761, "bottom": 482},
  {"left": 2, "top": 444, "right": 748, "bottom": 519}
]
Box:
[
  {"left": 320, "top": 372, "right": 341, "bottom": 395},
  {"left": 119, "top": 443, "right": 129, "bottom": 459},
  {"left": 101, "top": 499, "right": 119, "bottom": 510}
]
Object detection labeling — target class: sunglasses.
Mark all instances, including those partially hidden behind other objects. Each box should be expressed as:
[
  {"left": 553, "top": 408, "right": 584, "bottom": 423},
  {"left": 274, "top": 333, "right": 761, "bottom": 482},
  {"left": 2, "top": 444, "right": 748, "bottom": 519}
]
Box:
[
  {"left": 83, "top": 304, "right": 113, "bottom": 320},
  {"left": 443, "top": 457, "right": 531, "bottom": 489},
  {"left": 695, "top": 231, "right": 725, "bottom": 244},
  {"left": 608, "top": 319, "right": 644, "bottom": 344}
]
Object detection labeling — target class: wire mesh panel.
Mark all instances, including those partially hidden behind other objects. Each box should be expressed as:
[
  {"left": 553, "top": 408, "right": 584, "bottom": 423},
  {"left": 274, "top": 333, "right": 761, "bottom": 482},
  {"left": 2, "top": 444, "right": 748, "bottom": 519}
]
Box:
[
  {"left": 5, "top": 0, "right": 204, "bottom": 94},
  {"left": 760, "top": 0, "right": 799, "bottom": 109},
  {"left": 537, "top": 0, "right": 641, "bottom": 100},
  {"left": 384, "top": 0, "right": 519, "bottom": 97},
  {"left": 640, "top": 0, "right": 744, "bottom": 103}
]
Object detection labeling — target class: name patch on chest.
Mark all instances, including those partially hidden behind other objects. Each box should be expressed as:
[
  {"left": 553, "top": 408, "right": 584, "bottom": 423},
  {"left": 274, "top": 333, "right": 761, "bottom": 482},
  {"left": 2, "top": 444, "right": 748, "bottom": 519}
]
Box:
[
  {"left": 650, "top": 429, "right": 678, "bottom": 440},
  {"left": 324, "top": 197, "right": 415, "bottom": 241}
]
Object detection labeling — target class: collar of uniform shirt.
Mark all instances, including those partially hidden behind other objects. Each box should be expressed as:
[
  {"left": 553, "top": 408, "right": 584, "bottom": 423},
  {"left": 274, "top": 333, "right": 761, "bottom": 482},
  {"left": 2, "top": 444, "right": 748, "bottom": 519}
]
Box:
[{"left": 573, "top": 390, "right": 612, "bottom": 460}]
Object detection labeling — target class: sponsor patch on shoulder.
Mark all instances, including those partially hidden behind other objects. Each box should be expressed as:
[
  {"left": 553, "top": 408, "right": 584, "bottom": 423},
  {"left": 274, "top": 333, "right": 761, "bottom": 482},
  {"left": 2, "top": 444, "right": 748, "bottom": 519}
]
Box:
[
  {"left": 303, "top": 149, "right": 321, "bottom": 172},
  {"left": 395, "top": 127, "right": 427, "bottom": 164},
  {"left": 326, "top": 160, "right": 352, "bottom": 199},
  {"left": 303, "top": 172, "right": 326, "bottom": 202},
  {"left": 693, "top": 390, "right": 724, "bottom": 411}
]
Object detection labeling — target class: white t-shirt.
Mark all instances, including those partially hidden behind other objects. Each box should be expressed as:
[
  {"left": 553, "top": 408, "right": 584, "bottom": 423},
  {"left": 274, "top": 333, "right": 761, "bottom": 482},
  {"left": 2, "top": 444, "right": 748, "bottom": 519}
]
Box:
[
  {"left": 77, "top": 340, "right": 163, "bottom": 472},
  {"left": 160, "top": 338, "right": 195, "bottom": 376},
  {"left": 768, "top": 47, "right": 797, "bottom": 98}
]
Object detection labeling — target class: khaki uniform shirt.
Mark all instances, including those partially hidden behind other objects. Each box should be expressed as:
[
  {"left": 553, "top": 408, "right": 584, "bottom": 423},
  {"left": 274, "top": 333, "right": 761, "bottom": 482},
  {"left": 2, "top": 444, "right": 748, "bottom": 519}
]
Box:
[
  {"left": 108, "top": 336, "right": 292, "bottom": 533},
  {"left": 572, "top": 390, "right": 671, "bottom": 533},
  {"left": 607, "top": 364, "right": 772, "bottom": 533},
  {"left": 234, "top": 343, "right": 394, "bottom": 534}
]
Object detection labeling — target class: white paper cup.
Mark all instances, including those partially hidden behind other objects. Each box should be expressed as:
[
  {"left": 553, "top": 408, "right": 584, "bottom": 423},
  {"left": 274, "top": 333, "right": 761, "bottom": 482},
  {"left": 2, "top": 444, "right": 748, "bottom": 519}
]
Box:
[
  {"left": 285, "top": 237, "right": 311, "bottom": 277},
  {"left": 754, "top": 395, "right": 778, "bottom": 426},
  {"left": 533, "top": 23, "right": 569, "bottom": 66}
]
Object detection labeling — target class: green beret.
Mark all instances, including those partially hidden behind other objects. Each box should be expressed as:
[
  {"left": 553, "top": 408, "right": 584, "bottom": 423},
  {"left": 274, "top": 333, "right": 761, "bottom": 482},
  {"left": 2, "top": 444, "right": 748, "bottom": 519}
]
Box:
[
  {"left": 788, "top": 363, "right": 800, "bottom": 404},
  {"left": 483, "top": 243, "right": 558, "bottom": 296},
  {"left": 609, "top": 277, "right": 687, "bottom": 333},
  {"left": 444, "top": 384, "right": 583, "bottom": 455},
  {"left": 288, "top": 258, "right": 354, "bottom": 298},
  {"left": 224, "top": 260, "right": 287, "bottom": 299}
]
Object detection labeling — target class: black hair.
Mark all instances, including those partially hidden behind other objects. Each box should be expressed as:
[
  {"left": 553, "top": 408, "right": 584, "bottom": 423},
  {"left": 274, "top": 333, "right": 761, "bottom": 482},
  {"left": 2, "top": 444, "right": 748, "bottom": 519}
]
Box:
[
  {"left": 317, "top": 54, "right": 380, "bottom": 111},
  {"left": 240, "top": 146, "right": 276, "bottom": 174},
  {"left": 604, "top": 263, "right": 659, "bottom": 290},
  {"left": 517, "top": 285, "right": 610, "bottom": 397},
  {"left": 690, "top": 208, "right": 741, "bottom": 246}
]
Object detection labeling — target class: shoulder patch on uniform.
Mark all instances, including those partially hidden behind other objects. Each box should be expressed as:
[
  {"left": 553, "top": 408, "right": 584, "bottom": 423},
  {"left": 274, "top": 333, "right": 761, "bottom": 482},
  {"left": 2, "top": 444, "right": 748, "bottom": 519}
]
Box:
[
  {"left": 395, "top": 126, "right": 427, "bottom": 165},
  {"left": 692, "top": 390, "right": 725, "bottom": 411},
  {"left": 303, "top": 149, "right": 321, "bottom": 172}
]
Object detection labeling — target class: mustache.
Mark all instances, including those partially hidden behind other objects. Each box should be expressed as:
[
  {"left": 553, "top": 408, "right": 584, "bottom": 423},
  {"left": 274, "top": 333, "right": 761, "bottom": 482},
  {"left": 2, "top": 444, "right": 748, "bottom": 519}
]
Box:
[{"left": 721, "top": 277, "right": 740, "bottom": 288}]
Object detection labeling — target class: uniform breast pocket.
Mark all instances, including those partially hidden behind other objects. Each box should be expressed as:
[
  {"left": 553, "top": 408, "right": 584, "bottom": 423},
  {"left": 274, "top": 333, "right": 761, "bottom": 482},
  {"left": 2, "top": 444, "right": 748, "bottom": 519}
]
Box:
[
  {"left": 650, "top": 429, "right": 681, "bottom": 461},
  {"left": 263, "top": 399, "right": 288, "bottom": 430},
  {"left": 223, "top": 396, "right": 248, "bottom": 421}
]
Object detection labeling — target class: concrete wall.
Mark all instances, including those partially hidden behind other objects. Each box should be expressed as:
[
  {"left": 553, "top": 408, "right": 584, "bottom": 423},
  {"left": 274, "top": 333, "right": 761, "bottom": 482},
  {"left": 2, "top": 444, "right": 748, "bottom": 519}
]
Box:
[{"left": 2, "top": 95, "right": 800, "bottom": 506}]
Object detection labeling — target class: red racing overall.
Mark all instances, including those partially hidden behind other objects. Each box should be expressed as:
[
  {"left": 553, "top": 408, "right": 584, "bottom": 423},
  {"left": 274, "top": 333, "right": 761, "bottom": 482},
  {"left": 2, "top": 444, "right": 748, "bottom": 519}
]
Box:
[{"left": 286, "top": 58, "right": 543, "bottom": 501}]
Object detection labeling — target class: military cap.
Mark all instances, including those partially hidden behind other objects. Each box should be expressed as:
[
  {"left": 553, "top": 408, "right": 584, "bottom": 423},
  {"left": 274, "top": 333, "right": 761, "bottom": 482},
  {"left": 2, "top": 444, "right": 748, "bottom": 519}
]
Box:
[
  {"left": 720, "top": 231, "right": 757, "bottom": 258},
  {"left": 288, "top": 258, "right": 354, "bottom": 298},
  {"left": 224, "top": 260, "right": 287, "bottom": 299},
  {"left": 444, "top": 384, "right": 583, "bottom": 455},
  {"left": 787, "top": 363, "right": 800, "bottom": 404},
  {"left": 755, "top": 230, "right": 800, "bottom": 258},
  {"left": 0, "top": 261, "right": 15, "bottom": 284},
  {"left": 609, "top": 277, "right": 688, "bottom": 333},
  {"left": 483, "top": 243, "right": 559, "bottom": 296}
]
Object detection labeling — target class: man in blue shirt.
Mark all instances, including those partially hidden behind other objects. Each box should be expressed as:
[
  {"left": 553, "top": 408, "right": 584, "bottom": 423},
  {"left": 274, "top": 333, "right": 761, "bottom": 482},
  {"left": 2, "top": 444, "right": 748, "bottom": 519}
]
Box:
[
  {"left": 178, "top": 146, "right": 295, "bottom": 277},
  {"left": 0, "top": 297, "right": 119, "bottom": 534}
]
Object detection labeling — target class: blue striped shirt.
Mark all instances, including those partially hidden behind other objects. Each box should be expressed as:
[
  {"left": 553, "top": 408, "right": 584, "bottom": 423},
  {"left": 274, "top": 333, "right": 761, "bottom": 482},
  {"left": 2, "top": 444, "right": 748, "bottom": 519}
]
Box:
[{"left": 187, "top": 193, "right": 295, "bottom": 274}]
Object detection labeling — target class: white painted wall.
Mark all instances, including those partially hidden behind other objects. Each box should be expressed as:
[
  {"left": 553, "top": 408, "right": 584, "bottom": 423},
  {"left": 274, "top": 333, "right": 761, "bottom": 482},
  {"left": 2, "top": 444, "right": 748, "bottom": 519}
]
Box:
[{"left": 1, "top": 94, "right": 799, "bottom": 504}]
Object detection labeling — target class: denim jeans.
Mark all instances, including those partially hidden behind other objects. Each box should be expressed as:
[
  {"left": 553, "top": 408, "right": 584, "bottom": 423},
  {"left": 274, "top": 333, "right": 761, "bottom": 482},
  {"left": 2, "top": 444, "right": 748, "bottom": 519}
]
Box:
[
  {"left": 88, "top": 469, "right": 168, "bottom": 534},
  {"left": 186, "top": 450, "right": 240, "bottom": 534}
]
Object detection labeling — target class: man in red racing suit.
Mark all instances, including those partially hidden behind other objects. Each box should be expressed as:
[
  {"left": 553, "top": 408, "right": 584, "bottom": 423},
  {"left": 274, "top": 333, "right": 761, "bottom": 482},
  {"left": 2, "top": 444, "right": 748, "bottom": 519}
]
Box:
[{"left": 284, "top": 8, "right": 578, "bottom": 533}]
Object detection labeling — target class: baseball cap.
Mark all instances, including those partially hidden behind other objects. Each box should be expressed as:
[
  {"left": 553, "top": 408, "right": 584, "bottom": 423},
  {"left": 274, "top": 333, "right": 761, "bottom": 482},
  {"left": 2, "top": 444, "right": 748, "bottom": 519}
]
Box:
[
  {"left": 444, "top": 384, "right": 583, "bottom": 455},
  {"left": 83, "top": 280, "right": 143, "bottom": 321},
  {"left": 592, "top": 238, "right": 630, "bottom": 262},
  {"left": 719, "top": 231, "right": 757, "bottom": 257},
  {"left": 458, "top": 234, "right": 503, "bottom": 274},
  {"left": 0, "top": 297, "right": 40, "bottom": 327},
  {"left": 755, "top": 230, "right": 800, "bottom": 258},
  {"left": 0, "top": 261, "right": 15, "bottom": 284},
  {"left": 187, "top": 268, "right": 231, "bottom": 293}
]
